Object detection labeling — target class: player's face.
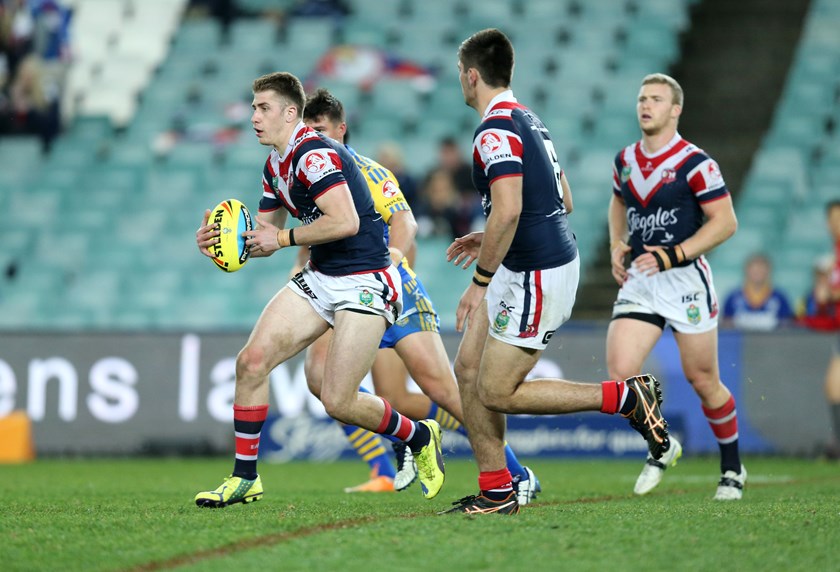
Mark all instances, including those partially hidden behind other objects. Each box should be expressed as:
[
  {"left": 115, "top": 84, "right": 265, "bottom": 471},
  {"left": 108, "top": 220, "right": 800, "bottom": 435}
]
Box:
[
  {"left": 458, "top": 60, "right": 477, "bottom": 108},
  {"left": 636, "top": 83, "right": 680, "bottom": 136},
  {"left": 304, "top": 115, "right": 346, "bottom": 143},
  {"left": 251, "top": 90, "right": 293, "bottom": 149}
]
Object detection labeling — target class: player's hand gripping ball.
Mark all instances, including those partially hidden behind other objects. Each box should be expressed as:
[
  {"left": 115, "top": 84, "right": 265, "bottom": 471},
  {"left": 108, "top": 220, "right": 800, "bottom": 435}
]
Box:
[{"left": 209, "top": 199, "right": 253, "bottom": 272}]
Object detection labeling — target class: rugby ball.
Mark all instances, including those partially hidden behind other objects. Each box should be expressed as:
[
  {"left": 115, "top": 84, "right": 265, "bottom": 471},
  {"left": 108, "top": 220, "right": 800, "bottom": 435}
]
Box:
[{"left": 208, "top": 199, "right": 253, "bottom": 272}]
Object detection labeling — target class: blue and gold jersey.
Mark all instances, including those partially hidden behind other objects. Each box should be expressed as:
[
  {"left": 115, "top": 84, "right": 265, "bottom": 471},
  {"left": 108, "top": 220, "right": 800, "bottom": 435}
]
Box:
[{"left": 346, "top": 145, "right": 438, "bottom": 332}]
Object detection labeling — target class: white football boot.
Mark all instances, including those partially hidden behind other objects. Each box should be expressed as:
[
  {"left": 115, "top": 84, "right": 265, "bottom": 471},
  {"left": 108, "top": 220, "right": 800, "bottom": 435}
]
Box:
[
  {"left": 714, "top": 464, "right": 747, "bottom": 500},
  {"left": 634, "top": 436, "right": 683, "bottom": 495}
]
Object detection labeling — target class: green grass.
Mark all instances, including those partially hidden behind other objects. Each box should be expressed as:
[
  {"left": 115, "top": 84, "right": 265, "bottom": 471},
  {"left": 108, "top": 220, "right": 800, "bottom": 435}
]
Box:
[{"left": 1, "top": 457, "right": 837, "bottom": 571}]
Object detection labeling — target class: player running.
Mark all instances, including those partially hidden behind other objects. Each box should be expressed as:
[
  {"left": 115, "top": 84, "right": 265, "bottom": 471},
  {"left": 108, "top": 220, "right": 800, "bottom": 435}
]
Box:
[
  {"left": 193, "top": 72, "right": 444, "bottom": 508},
  {"left": 442, "top": 29, "right": 673, "bottom": 515},
  {"left": 607, "top": 73, "right": 744, "bottom": 500},
  {"left": 300, "top": 88, "right": 541, "bottom": 504}
]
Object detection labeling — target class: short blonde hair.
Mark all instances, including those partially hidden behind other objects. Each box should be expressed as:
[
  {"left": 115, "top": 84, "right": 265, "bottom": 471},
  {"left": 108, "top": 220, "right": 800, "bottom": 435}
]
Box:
[{"left": 641, "top": 73, "right": 684, "bottom": 107}]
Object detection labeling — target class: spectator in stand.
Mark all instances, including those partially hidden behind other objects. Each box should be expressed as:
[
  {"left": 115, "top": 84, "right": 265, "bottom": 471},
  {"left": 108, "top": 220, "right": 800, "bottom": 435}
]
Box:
[
  {"left": 7, "top": 53, "right": 59, "bottom": 150},
  {"left": 435, "top": 135, "right": 474, "bottom": 197},
  {"left": 415, "top": 167, "right": 482, "bottom": 240},
  {"left": 722, "top": 253, "right": 794, "bottom": 331},
  {"left": 376, "top": 141, "right": 419, "bottom": 207},
  {"left": 798, "top": 255, "right": 838, "bottom": 329}
]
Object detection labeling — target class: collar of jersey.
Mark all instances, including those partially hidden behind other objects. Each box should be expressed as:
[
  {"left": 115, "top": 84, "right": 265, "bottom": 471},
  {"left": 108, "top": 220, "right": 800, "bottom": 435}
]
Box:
[
  {"left": 277, "top": 121, "right": 309, "bottom": 162},
  {"left": 638, "top": 131, "right": 683, "bottom": 159},
  {"left": 482, "top": 89, "right": 517, "bottom": 119}
]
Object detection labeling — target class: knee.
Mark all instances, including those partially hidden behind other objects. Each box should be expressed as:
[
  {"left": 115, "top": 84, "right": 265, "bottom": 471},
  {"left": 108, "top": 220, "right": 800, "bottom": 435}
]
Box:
[
  {"left": 477, "top": 381, "right": 512, "bottom": 413},
  {"left": 319, "top": 389, "right": 351, "bottom": 422},
  {"left": 236, "top": 346, "right": 270, "bottom": 387},
  {"left": 304, "top": 362, "right": 323, "bottom": 399},
  {"left": 684, "top": 368, "right": 719, "bottom": 397},
  {"left": 453, "top": 357, "right": 478, "bottom": 389}
]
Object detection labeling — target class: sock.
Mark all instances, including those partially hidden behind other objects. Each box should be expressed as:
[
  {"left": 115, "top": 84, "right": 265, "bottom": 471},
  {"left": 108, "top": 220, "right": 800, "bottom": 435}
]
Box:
[
  {"left": 426, "top": 402, "right": 463, "bottom": 433},
  {"left": 232, "top": 404, "right": 268, "bottom": 480},
  {"left": 831, "top": 403, "right": 840, "bottom": 443},
  {"left": 358, "top": 386, "right": 399, "bottom": 443},
  {"left": 600, "top": 380, "right": 635, "bottom": 415},
  {"left": 479, "top": 468, "right": 514, "bottom": 501},
  {"left": 504, "top": 442, "right": 528, "bottom": 481},
  {"left": 703, "top": 394, "right": 741, "bottom": 474},
  {"left": 376, "top": 397, "right": 430, "bottom": 453},
  {"left": 341, "top": 424, "right": 397, "bottom": 479}
]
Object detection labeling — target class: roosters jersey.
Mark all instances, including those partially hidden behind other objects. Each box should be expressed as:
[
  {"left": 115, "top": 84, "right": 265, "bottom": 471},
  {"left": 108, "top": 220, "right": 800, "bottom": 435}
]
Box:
[
  {"left": 471, "top": 90, "right": 577, "bottom": 272},
  {"left": 612, "top": 133, "right": 729, "bottom": 261},
  {"left": 258, "top": 122, "right": 390, "bottom": 275}
]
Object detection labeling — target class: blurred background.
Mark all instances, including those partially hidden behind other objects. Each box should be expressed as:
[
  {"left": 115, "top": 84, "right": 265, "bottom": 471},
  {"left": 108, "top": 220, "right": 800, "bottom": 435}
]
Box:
[{"left": 1, "top": 0, "right": 839, "bottom": 460}]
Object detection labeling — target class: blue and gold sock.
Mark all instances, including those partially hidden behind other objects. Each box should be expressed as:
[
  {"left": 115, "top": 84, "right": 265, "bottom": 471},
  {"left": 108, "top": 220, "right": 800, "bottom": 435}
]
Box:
[
  {"left": 426, "top": 402, "right": 466, "bottom": 436},
  {"left": 340, "top": 423, "right": 397, "bottom": 479}
]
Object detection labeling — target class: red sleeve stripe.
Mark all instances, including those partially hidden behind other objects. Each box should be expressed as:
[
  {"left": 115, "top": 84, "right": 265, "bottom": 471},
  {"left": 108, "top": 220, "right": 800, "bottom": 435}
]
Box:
[
  {"left": 311, "top": 181, "right": 346, "bottom": 201},
  {"left": 489, "top": 173, "right": 523, "bottom": 186}
]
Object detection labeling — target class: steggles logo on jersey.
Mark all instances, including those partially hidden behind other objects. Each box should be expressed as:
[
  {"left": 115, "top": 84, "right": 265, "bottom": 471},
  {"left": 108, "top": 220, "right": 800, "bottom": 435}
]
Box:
[
  {"left": 382, "top": 180, "right": 398, "bottom": 198},
  {"left": 641, "top": 160, "right": 654, "bottom": 175},
  {"left": 707, "top": 160, "right": 722, "bottom": 181},
  {"left": 627, "top": 206, "right": 680, "bottom": 242}
]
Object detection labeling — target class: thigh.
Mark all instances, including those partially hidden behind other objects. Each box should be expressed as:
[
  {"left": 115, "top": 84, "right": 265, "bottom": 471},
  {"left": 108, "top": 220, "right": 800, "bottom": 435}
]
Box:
[
  {"left": 304, "top": 328, "right": 332, "bottom": 397},
  {"left": 322, "top": 310, "right": 389, "bottom": 400},
  {"left": 371, "top": 347, "right": 409, "bottom": 398},
  {"left": 606, "top": 316, "right": 663, "bottom": 379},
  {"left": 246, "top": 287, "right": 330, "bottom": 370},
  {"left": 672, "top": 328, "right": 719, "bottom": 381},
  {"left": 479, "top": 334, "right": 541, "bottom": 396},
  {"left": 395, "top": 331, "right": 455, "bottom": 391}
]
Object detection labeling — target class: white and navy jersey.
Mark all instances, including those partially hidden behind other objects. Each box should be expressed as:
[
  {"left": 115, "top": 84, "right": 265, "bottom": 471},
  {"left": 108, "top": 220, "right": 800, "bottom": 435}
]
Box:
[
  {"left": 471, "top": 90, "right": 577, "bottom": 272},
  {"left": 612, "top": 132, "right": 729, "bottom": 261},
  {"left": 258, "top": 122, "right": 390, "bottom": 275}
]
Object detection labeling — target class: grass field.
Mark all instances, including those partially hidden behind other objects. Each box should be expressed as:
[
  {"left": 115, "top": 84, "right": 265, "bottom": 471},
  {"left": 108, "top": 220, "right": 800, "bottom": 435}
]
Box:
[{"left": 1, "top": 456, "right": 837, "bottom": 572}]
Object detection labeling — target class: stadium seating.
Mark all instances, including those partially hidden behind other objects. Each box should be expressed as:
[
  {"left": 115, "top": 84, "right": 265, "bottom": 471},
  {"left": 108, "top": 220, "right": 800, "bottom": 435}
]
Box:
[
  {"left": 708, "top": 0, "right": 840, "bottom": 304},
  {"left": 0, "top": 0, "right": 693, "bottom": 330}
]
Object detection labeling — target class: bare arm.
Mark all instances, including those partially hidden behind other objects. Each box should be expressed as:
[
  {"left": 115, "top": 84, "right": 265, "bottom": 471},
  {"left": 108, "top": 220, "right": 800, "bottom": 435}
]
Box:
[
  {"left": 561, "top": 172, "right": 573, "bottom": 215},
  {"left": 455, "top": 176, "right": 522, "bottom": 332},
  {"left": 246, "top": 184, "right": 360, "bottom": 255},
  {"left": 386, "top": 209, "right": 418, "bottom": 265},
  {"left": 634, "top": 195, "right": 738, "bottom": 275},
  {"left": 608, "top": 194, "right": 632, "bottom": 284}
]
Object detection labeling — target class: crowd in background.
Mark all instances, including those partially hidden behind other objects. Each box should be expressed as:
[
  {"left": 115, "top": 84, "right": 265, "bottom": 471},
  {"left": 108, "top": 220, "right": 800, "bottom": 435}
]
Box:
[{"left": 0, "top": 0, "right": 69, "bottom": 152}]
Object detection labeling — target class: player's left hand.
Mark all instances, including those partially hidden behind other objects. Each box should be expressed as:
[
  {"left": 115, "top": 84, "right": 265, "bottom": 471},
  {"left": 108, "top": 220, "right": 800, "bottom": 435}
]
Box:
[
  {"left": 244, "top": 216, "right": 281, "bottom": 257},
  {"left": 447, "top": 232, "right": 484, "bottom": 269},
  {"left": 633, "top": 244, "right": 686, "bottom": 276},
  {"left": 455, "top": 282, "right": 486, "bottom": 333}
]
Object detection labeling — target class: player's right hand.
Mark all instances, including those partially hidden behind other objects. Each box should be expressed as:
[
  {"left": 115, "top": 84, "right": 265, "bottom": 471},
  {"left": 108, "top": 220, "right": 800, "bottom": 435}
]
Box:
[
  {"left": 447, "top": 232, "right": 484, "bottom": 269},
  {"left": 196, "top": 209, "right": 219, "bottom": 258},
  {"left": 610, "top": 240, "right": 632, "bottom": 285}
]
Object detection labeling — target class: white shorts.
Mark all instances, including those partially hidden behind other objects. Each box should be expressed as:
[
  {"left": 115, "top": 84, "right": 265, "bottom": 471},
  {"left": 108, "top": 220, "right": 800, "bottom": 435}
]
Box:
[
  {"left": 486, "top": 256, "right": 580, "bottom": 350},
  {"left": 288, "top": 263, "right": 403, "bottom": 327},
  {"left": 611, "top": 255, "right": 719, "bottom": 334}
]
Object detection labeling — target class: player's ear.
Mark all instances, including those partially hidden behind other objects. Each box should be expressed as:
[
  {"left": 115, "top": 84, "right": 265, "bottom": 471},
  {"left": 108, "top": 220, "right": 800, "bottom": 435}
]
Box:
[{"left": 671, "top": 104, "right": 682, "bottom": 120}]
